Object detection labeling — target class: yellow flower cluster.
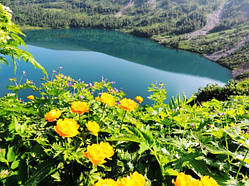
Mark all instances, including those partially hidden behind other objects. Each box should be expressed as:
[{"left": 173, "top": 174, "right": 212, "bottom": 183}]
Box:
[
  {"left": 86, "top": 121, "right": 100, "bottom": 136},
  {"left": 94, "top": 178, "right": 117, "bottom": 186},
  {"left": 172, "top": 172, "right": 219, "bottom": 186},
  {"left": 84, "top": 142, "right": 114, "bottom": 166},
  {"left": 54, "top": 118, "right": 80, "bottom": 138},
  {"left": 94, "top": 171, "right": 146, "bottom": 186},
  {"left": 27, "top": 95, "right": 34, "bottom": 100},
  {"left": 135, "top": 96, "right": 143, "bottom": 104},
  {"left": 45, "top": 109, "right": 61, "bottom": 122},
  {"left": 95, "top": 96, "right": 101, "bottom": 102},
  {"left": 200, "top": 176, "right": 219, "bottom": 186},
  {"left": 117, "top": 171, "right": 146, "bottom": 186},
  {"left": 71, "top": 101, "right": 89, "bottom": 115},
  {"left": 120, "top": 98, "right": 137, "bottom": 111},
  {"left": 99, "top": 93, "right": 115, "bottom": 107}
]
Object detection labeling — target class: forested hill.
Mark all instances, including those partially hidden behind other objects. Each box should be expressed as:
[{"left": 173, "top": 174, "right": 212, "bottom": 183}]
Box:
[
  {"left": 6, "top": 0, "right": 223, "bottom": 33},
  {"left": 3, "top": 0, "right": 249, "bottom": 79}
]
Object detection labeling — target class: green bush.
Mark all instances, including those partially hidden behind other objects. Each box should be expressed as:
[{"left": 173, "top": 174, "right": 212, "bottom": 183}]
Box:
[{"left": 191, "top": 78, "right": 249, "bottom": 104}]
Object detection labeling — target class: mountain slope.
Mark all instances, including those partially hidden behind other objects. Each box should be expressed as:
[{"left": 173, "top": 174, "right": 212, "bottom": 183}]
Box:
[{"left": 4, "top": 0, "right": 249, "bottom": 79}]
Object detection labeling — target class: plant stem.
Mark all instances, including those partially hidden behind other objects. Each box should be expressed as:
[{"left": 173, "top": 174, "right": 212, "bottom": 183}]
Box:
[
  {"left": 100, "top": 104, "right": 106, "bottom": 122},
  {"left": 18, "top": 74, "right": 24, "bottom": 85},
  {"left": 120, "top": 110, "right": 127, "bottom": 131},
  {"left": 225, "top": 134, "right": 231, "bottom": 163},
  {"left": 235, "top": 149, "right": 249, "bottom": 181},
  {"left": 152, "top": 146, "right": 161, "bottom": 166}
]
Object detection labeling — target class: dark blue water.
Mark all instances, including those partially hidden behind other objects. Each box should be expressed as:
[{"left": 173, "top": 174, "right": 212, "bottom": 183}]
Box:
[{"left": 0, "top": 29, "right": 232, "bottom": 103}]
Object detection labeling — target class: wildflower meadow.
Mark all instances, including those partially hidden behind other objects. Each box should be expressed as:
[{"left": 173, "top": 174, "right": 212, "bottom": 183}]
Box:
[{"left": 0, "top": 72, "right": 248, "bottom": 185}]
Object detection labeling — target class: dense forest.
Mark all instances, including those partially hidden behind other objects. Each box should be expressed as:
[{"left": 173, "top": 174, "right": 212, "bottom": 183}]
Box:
[{"left": 2, "top": 0, "right": 249, "bottom": 79}]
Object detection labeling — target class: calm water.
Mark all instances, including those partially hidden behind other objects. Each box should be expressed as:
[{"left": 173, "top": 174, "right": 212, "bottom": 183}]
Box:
[{"left": 0, "top": 29, "right": 232, "bottom": 103}]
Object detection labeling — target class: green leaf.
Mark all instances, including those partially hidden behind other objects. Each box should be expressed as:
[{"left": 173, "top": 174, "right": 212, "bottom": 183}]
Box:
[
  {"left": 7, "top": 146, "right": 15, "bottom": 163},
  {"left": 138, "top": 142, "right": 150, "bottom": 154},
  {"left": 189, "top": 158, "right": 212, "bottom": 177},
  {"left": 107, "top": 135, "right": 141, "bottom": 143},
  {"left": 163, "top": 168, "right": 178, "bottom": 176},
  {"left": 0, "top": 148, "right": 6, "bottom": 158},
  {"left": 24, "top": 161, "right": 57, "bottom": 186},
  {"left": 0, "top": 157, "right": 8, "bottom": 165},
  {"left": 11, "top": 160, "right": 19, "bottom": 170},
  {"left": 0, "top": 56, "right": 8, "bottom": 64}
]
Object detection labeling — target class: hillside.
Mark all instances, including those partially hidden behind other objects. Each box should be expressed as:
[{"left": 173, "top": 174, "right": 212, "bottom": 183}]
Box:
[{"left": 4, "top": 0, "right": 249, "bottom": 79}]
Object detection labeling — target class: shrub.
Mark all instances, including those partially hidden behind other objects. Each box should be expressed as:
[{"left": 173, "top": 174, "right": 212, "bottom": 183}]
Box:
[{"left": 190, "top": 78, "right": 249, "bottom": 104}]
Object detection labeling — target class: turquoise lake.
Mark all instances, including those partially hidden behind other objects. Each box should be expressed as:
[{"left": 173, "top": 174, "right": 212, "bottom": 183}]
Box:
[{"left": 0, "top": 29, "right": 232, "bottom": 103}]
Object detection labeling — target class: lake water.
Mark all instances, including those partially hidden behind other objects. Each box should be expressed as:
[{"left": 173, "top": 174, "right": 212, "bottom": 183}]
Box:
[{"left": 0, "top": 29, "right": 232, "bottom": 103}]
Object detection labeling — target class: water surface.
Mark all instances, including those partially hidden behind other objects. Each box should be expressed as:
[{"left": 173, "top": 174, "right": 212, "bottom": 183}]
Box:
[{"left": 0, "top": 29, "right": 232, "bottom": 103}]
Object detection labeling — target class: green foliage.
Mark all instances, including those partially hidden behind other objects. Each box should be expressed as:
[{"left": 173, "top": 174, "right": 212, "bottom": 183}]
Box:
[
  {"left": 0, "top": 73, "right": 249, "bottom": 185},
  {"left": 191, "top": 78, "right": 249, "bottom": 103},
  {"left": 8, "top": 0, "right": 217, "bottom": 33},
  {"left": 0, "top": 3, "right": 47, "bottom": 76}
]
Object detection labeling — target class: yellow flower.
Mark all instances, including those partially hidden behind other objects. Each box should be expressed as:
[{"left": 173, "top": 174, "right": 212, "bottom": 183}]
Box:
[
  {"left": 27, "top": 95, "right": 34, "bottom": 100},
  {"left": 100, "top": 93, "right": 115, "bottom": 107},
  {"left": 135, "top": 96, "right": 143, "bottom": 104},
  {"left": 200, "top": 176, "right": 219, "bottom": 186},
  {"left": 84, "top": 142, "right": 114, "bottom": 166},
  {"left": 172, "top": 172, "right": 199, "bottom": 186},
  {"left": 86, "top": 121, "right": 100, "bottom": 136},
  {"left": 45, "top": 109, "right": 61, "bottom": 122},
  {"left": 71, "top": 101, "right": 89, "bottom": 115},
  {"left": 94, "top": 178, "right": 118, "bottom": 186},
  {"left": 54, "top": 119, "right": 79, "bottom": 137},
  {"left": 120, "top": 98, "right": 137, "bottom": 111},
  {"left": 117, "top": 172, "right": 146, "bottom": 186},
  {"left": 0, "top": 170, "right": 9, "bottom": 179},
  {"left": 95, "top": 96, "right": 101, "bottom": 102}
]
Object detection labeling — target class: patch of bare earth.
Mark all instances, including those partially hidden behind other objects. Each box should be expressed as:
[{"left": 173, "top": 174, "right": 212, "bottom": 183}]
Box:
[
  {"left": 204, "top": 35, "right": 249, "bottom": 61},
  {"left": 146, "top": 0, "right": 156, "bottom": 10},
  {"left": 188, "top": 3, "right": 225, "bottom": 37},
  {"left": 115, "top": 0, "right": 134, "bottom": 18},
  {"left": 232, "top": 62, "right": 249, "bottom": 79}
]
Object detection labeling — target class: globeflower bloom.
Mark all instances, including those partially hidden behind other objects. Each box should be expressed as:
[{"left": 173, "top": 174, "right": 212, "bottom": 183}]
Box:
[
  {"left": 100, "top": 93, "right": 115, "bottom": 106},
  {"left": 27, "top": 95, "right": 34, "bottom": 100},
  {"left": 95, "top": 96, "right": 101, "bottom": 102},
  {"left": 55, "top": 119, "right": 79, "bottom": 137},
  {"left": 86, "top": 121, "right": 100, "bottom": 136},
  {"left": 117, "top": 171, "right": 146, "bottom": 186},
  {"left": 120, "top": 98, "right": 137, "bottom": 111},
  {"left": 172, "top": 172, "right": 199, "bottom": 186},
  {"left": 45, "top": 109, "right": 61, "bottom": 122},
  {"left": 71, "top": 101, "right": 89, "bottom": 115},
  {"left": 84, "top": 142, "right": 114, "bottom": 166},
  {"left": 200, "top": 176, "right": 219, "bottom": 186},
  {"left": 135, "top": 96, "right": 143, "bottom": 104},
  {"left": 94, "top": 178, "right": 117, "bottom": 186}
]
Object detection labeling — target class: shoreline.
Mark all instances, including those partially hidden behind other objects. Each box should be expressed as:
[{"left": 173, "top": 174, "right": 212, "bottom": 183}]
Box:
[{"left": 21, "top": 26, "right": 237, "bottom": 80}]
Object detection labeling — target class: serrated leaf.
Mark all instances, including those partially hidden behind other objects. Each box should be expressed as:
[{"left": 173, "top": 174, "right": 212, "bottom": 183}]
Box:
[
  {"left": 138, "top": 142, "right": 150, "bottom": 154},
  {"left": 24, "top": 160, "right": 57, "bottom": 186}
]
